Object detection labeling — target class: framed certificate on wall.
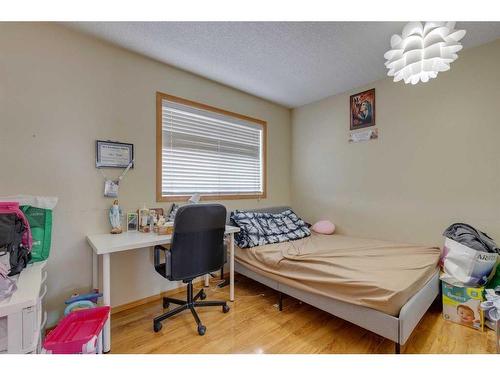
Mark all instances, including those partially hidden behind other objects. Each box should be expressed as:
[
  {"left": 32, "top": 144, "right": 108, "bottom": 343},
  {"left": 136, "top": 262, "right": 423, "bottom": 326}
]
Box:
[{"left": 96, "top": 140, "right": 134, "bottom": 168}]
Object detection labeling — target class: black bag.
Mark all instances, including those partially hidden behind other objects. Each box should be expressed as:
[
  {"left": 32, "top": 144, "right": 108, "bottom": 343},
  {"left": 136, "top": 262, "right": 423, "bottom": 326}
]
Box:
[{"left": 0, "top": 213, "right": 32, "bottom": 276}]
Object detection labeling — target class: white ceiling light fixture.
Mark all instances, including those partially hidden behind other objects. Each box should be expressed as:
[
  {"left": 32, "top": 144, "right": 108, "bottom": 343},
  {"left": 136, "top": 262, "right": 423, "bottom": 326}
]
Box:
[{"left": 384, "top": 22, "right": 466, "bottom": 85}]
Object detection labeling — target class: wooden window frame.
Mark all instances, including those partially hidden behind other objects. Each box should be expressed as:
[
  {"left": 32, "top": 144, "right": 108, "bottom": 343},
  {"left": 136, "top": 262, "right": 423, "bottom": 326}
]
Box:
[{"left": 156, "top": 92, "right": 267, "bottom": 202}]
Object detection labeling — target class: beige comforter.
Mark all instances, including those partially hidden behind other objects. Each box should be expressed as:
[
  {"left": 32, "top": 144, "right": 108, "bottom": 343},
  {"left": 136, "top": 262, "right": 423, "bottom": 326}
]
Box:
[{"left": 235, "top": 233, "right": 440, "bottom": 316}]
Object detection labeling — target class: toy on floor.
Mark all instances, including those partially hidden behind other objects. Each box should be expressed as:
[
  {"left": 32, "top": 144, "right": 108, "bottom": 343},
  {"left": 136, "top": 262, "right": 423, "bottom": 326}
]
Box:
[
  {"left": 42, "top": 306, "right": 110, "bottom": 354},
  {"left": 64, "top": 289, "right": 103, "bottom": 315}
]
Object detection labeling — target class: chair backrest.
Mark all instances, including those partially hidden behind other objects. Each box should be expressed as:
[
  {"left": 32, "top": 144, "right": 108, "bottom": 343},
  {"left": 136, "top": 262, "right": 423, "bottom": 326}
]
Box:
[{"left": 170, "top": 204, "right": 227, "bottom": 281}]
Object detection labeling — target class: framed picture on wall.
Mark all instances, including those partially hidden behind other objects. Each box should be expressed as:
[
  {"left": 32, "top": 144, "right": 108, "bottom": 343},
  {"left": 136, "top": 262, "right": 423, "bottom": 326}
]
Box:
[{"left": 350, "top": 88, "right": 375, "bottom": 130}]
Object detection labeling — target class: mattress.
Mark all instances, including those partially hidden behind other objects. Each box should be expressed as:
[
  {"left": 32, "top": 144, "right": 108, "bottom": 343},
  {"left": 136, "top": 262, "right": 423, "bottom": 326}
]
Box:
[{"left": 235, "top": 233, "right": 440, "bottom": 316}]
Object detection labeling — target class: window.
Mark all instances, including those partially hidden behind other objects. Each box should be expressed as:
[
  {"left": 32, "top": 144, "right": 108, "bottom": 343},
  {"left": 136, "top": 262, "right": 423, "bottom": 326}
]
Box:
[{"left": 156, "top": 92, "right": 267, "bottom": 202}]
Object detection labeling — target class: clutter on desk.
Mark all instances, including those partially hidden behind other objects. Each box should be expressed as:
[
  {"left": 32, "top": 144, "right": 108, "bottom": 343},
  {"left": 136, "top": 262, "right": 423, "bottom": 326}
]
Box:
[
  {"left": 157, "top": 214, "right": 166, "bottom": 227},
  {"left": 109, "top": 200, "right": 123, "bottom": 234},
  {"left": 148, "top": 208, "right": 164, "bottom": 232},
  {"left": 126, "top": 212, "right": 138, "bottom": 232},
  {"left": 136, "top": 206, "right": 172, "bottom": 234},
  {"left": 149, "top": 208, "right": 164, "bottom": 217},
  {"left": 150, "top": 208, "right": 174, "bottom": 235},
  {"left": 156, "top": 221, "right": 174, "bottom": 235},
  {"left": 138, "top": 204, "right": 150, "bottom": 232},
  {"left": 114, "top": 203, "right": 181, "bottom": 235}
]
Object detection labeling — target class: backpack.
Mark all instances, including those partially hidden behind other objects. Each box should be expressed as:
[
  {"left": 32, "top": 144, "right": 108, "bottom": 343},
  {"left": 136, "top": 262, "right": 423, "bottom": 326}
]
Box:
[{"left": 0, "top": 202, "right": 32, "bottom": 276}]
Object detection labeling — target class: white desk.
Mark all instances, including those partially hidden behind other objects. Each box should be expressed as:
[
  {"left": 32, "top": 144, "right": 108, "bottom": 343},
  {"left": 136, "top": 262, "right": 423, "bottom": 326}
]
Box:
[{"left": 86, "top": 225, "right": 240, "bottom": 353}]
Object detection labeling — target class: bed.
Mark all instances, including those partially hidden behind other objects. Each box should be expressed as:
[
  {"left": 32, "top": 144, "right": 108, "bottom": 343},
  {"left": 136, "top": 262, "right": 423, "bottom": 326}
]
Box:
[{"left": 229, "top": 207, "right": 441, "bottom": 353}]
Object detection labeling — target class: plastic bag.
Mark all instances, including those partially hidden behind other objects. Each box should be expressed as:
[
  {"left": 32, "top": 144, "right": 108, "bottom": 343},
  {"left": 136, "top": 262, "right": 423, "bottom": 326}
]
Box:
[
  {"left": 442, "top": 237, "right": 498, "bottom": 286},
  {"left": 21, "top": 205, "right": 53, "bottom": 263}
]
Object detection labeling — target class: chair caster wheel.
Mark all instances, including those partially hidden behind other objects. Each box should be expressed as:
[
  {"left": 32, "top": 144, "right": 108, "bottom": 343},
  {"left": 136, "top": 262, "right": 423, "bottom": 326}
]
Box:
[
  {"left": 153, "top": 322, "right": 162, "bottom": 333},
  {"left": 222, "top": 305, "right": 230, "bottom": 313},
  {"left": 200, "top": 291, "right": 207, "bottom": 300},
  {"left": 162, "top": 299, "right": 169, "bottom": 309},
  {"left": 198, "top": 325, "right": 206, "bottom": 336}
]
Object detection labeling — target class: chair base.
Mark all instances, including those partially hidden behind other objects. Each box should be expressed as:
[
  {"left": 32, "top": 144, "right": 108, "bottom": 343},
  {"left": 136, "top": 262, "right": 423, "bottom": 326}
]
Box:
[{"left": 153, "top": 281, "right": 229, "bottom": 335}]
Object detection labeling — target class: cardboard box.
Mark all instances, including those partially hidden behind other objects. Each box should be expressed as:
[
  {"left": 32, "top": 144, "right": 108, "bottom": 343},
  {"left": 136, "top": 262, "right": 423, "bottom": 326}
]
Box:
[
  {"left": 156, "top": 222, "right": 174, "bottom": 235},
  {"left": 442, "top": 280, "right": 485, "bottom": 331}
]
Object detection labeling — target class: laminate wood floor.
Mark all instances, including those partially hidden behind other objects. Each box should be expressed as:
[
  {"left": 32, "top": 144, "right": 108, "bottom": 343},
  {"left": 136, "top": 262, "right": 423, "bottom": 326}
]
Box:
[{"left": 111, "top": 275, "right": 497, "bottom": 354}]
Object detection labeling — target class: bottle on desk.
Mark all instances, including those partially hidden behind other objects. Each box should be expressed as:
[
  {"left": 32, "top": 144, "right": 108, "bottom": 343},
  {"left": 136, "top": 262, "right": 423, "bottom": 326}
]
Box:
[{"left": 138, "top": 205, "right": 150, "bottom": 233}]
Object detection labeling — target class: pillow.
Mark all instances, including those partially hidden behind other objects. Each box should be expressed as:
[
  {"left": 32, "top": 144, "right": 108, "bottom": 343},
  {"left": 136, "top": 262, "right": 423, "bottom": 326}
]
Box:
[
  {"left": 311, "top": 220, "right": 335, "bottom": 235},
  {"left": 231, "top": 209, "right": 311, "bottom": 249},
  {"left": 167, "top": 203, "right": 180, "bottom": 222}
]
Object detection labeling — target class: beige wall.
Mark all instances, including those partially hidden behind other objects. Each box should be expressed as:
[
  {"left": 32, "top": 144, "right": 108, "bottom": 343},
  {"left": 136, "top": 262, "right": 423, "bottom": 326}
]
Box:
[
  {"left": 0, "top": 23, "right": 291, "bottom": 325},
  {"left": 292, "top": 39, "right": 500, "bottom": 247}
]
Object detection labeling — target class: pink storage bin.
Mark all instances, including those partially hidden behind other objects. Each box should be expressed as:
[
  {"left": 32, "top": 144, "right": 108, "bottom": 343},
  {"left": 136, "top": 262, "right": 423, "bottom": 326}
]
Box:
[{"left": 42, "top": 306, "right": 110, "bottom": 354}]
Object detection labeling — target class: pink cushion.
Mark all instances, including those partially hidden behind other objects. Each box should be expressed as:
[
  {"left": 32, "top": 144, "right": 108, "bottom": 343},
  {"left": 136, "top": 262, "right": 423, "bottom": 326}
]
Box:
[{"left": 311, "top": 220, "right": 335, "bottom": 235}]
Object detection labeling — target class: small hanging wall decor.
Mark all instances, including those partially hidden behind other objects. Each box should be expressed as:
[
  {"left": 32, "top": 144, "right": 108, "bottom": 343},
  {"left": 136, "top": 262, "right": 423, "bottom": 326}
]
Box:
[
  {"left": 349, "top": 88, "right": 378, "bottom": 144},
  {"left": 96, "top": 140, "right": 134, "bottom": 197},
  {"left": 349, "top": 128, "right": 378, "bottom": 143},
  {"left": 350, "top": 88, "right": 375, "bottom": 131},
  {"left": 99, "top": 160, "right": 134, "bottom": 197}
]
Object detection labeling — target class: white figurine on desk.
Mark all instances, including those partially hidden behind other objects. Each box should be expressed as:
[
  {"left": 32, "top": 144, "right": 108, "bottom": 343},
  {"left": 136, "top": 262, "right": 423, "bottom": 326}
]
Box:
[
  {"left": 157, "top": 215, "right": 166, "bottom": 226},
  {"left": 109, "top": 200, "right": 122, "bottom": 234}
]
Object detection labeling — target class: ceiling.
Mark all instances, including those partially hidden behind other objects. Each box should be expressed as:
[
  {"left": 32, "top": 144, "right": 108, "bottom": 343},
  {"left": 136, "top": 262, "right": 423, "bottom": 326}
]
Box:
[{"left": 65, "top": 22, "right": 500, "bottom": 108}]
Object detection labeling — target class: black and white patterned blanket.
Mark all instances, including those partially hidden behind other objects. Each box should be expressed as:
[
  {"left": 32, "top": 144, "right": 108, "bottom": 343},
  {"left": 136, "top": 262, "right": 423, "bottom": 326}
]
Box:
[{"left": 230, "top": 209, "right": 311, "bottom": 249}]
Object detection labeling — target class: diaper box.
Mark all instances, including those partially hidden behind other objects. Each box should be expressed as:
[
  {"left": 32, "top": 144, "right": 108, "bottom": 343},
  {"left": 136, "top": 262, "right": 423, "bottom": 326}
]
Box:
[{"left": 442, "top": 280, "right": 485, "bottom": 331}]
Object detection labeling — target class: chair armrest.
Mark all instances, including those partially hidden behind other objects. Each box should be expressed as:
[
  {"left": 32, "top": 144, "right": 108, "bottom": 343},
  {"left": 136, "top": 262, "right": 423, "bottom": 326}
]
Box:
[
  {"left": 154, "top": 245, "right": 167, "bottom": 268},
  {"left": 154, "top": 245, "right": 171, "bottom": 279}
]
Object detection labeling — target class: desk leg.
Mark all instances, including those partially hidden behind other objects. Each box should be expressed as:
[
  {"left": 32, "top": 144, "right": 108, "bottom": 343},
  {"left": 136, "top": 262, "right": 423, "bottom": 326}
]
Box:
[
  {"left": 229, "top": 233, "right": 235, "bottom": 301},
  {"left": 92, "top": 252, "right": 98, "bottom": 290},
  {"left": 102, "top": 253, "right": 111, "bottom": 353}
]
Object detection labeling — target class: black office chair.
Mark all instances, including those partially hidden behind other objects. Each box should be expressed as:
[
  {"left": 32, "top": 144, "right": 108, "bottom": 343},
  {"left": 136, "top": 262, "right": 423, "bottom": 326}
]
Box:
[{"left": 153, "top": 203, "right": 230, "bottom": 336}]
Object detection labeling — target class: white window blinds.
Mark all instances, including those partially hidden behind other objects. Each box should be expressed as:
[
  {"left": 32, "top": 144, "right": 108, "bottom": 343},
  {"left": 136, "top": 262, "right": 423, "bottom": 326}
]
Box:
[{"left": 160, "top": 98, "right": 265, "bottom": 198}]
